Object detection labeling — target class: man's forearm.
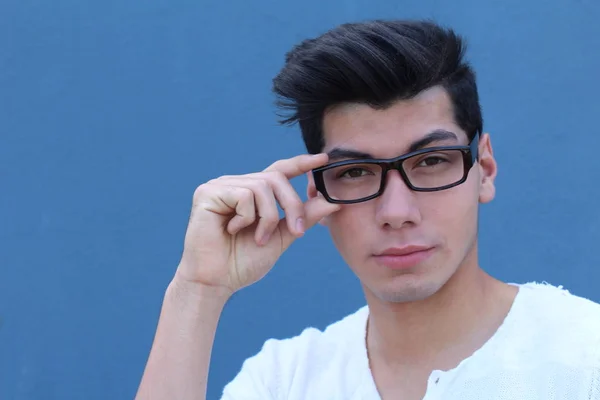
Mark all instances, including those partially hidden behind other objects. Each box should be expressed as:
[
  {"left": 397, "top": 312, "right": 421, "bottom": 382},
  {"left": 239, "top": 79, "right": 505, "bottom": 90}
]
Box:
[{"left": 135, "top": 278, "right": 230, "bottom": 400}]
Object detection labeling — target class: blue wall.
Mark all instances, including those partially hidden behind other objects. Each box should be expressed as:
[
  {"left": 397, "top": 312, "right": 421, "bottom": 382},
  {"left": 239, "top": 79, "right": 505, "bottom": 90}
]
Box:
[{"left": 1, "top": 0, "right": 598, "bottom": 399}]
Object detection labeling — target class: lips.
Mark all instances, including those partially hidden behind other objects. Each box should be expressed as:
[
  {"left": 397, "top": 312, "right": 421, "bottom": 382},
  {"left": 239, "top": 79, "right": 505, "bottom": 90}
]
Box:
[{"left": 373, "top": 245, "right": 435, "bottom": 270}]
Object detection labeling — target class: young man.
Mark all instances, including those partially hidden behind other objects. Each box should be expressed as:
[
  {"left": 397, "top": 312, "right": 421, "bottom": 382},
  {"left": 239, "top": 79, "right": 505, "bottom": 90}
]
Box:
[{"left": 136, "top": 19, "right": 600, "bottom": 400}]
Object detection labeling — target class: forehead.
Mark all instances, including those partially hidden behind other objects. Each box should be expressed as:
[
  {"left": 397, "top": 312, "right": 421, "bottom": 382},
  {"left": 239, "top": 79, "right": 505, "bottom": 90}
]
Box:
[{"left": 322, "top": 86, "right": 466, "bottom": 156}]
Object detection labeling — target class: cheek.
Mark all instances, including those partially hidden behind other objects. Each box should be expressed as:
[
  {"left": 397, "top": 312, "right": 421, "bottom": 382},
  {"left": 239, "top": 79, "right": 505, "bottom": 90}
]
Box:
[
  {"left": 422, "top": 187, "right": 479, "bottom": 245},
  {"left": 327, "top": 205, "right": 372, "bottom": 255}
]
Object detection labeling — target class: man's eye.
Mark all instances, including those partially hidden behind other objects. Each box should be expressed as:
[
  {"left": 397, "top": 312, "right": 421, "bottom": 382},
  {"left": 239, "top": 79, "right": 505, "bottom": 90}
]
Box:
[
  {"left": 418, "top": 156, "right": 448, "bottom": 167},
  {"left": 340, "top": 168, "right": 370, "bottom": 178}
]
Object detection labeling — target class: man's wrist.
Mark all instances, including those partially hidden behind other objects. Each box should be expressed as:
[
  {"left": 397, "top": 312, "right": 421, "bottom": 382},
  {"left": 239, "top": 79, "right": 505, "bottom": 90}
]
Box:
[{"left": 167, "top": 274, "right": 233, "bottom": 310}]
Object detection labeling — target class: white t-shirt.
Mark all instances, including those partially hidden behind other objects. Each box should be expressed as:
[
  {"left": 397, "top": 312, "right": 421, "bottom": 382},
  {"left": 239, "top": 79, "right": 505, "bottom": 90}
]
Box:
[{"left": 220, "top": 282, "right": 600, "bottom": 399}]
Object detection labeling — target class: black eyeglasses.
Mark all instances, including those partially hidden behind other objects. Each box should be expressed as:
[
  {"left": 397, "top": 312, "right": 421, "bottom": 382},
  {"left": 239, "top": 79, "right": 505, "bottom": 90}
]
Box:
[{"left": 312, "top": 133, "right": 480, "bottom": 204}]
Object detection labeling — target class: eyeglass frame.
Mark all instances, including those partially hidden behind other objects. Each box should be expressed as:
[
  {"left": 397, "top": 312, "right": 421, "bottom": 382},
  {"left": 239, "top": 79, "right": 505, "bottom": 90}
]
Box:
[{"left": 312, "top": 132, "right": 480, "bottom": 204}]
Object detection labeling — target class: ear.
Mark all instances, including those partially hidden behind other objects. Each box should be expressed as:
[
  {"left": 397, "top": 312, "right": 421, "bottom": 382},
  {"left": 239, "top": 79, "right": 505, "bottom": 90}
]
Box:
[
  {"left": 478, "top": 133, "right": 497, "bottom": 204},
  {"left": 306, "top": 172, "right": 330, "bottom": 226}
]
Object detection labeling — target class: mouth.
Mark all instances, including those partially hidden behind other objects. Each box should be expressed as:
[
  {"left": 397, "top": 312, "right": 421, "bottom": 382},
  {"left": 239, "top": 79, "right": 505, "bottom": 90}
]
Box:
[{"left": 372, "top": 245, "right": 435, "bottom": 270}]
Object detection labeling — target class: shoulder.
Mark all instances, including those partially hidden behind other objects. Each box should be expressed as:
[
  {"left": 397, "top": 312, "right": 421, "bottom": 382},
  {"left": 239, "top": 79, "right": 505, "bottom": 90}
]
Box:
[
  {"left": 513, "top": 282, "right": 600, "bottom": 366},
  {"left": 517, "top": 281, "right": 600, "bottom": 334},
  {"left": 220, "top": 306, "right": 369, "bottom": 399},
  {"left": 254, "top": 304, "right": 368, "bottom": 366}
]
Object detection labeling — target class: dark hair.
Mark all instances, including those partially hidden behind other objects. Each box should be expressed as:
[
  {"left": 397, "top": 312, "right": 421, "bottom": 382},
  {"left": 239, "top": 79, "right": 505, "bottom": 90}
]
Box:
[{"left": 272, "top": 19, "right": 483, "bottom": 154}]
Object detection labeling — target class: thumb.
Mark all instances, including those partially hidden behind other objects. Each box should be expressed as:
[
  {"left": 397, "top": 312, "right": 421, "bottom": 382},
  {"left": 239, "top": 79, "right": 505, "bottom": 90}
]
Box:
[{"left": 280, "top": 196, "right": 341, "bottom": 250}]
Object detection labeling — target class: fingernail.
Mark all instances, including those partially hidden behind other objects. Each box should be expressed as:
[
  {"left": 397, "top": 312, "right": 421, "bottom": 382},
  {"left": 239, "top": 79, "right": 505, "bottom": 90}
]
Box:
[{"left": 296, "top": 218, "right": 304, "bottom": 234}]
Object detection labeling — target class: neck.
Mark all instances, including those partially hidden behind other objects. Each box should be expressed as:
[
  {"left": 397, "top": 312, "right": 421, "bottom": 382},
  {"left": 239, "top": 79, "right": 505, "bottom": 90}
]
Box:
[{"left": 364, "top": 252, "right": 517, "bottom": 370}]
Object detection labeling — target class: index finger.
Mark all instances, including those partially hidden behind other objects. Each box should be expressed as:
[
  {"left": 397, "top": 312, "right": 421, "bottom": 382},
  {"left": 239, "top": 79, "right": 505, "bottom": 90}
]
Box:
[{"left": 263, "top": 153, "right": 329, "bottom": 179}]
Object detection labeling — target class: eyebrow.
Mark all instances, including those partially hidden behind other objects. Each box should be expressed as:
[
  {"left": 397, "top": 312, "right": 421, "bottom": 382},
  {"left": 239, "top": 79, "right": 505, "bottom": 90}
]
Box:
[{"left": 326, "top": 129, "right": 459, "bottom": 162}]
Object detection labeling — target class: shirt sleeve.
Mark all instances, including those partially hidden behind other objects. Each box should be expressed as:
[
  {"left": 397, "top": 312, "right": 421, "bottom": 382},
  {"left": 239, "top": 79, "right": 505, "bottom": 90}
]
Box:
[
  {"left": 218, "top": 327, "right": 324, "bottom": 400},
  {"left": 589, "top": 332, "right": 600, "bottom": 399},
  {"left": 218, "top": 338, "right": 286, "bottom": 400}
]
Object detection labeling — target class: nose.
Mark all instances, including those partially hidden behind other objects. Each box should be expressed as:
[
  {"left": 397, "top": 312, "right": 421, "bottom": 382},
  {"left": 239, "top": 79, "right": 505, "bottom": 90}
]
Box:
[{"left": 374, "top": 169, "right": 422, "bottom": 229}]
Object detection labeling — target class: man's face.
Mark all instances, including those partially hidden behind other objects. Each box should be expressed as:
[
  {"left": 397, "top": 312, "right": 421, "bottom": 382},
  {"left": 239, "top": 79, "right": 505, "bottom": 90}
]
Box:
[{"left": 307, "top": 86, "right": 497, "bottom": 303}]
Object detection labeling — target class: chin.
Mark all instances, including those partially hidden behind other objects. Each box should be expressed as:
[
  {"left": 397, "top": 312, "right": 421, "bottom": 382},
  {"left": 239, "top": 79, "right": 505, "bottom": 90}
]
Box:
[{"left": 365, "top": 274, "right": 449, "bottom": 304}]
